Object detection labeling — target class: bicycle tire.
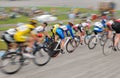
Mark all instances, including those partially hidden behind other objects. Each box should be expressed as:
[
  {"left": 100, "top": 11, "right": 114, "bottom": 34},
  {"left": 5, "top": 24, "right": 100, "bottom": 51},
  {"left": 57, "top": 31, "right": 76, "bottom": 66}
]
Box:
[
  {"left": 66, "top": 39, "right": 76, "bottom": 53},
  {"left": 48, "top": 42, "right": 60, "bottom": 57},
  {"left": 43, "top": 42, "right": 50, "bottom": 52},
  {"left": 84, "top": 35, "right": 91, "bottom": 45},
  {"left": 33, "top": 48, "right": 51, "bottom": 66},
  {"left": 102, "top": 39, "right": 113, "bottom": 56},
  {"left": 100, "top": 33, "right": 108, "bottom": 46},
  {"left": 117, "top": 42, "right": 120, "bottom": 51},
  {"left": 88, "top": 36, "right": 97, "bottom": 49},
  {"left": 74, "top": 36, "right": 80, "bottom": 47},
  {"left": 1, "top": 52, "right": 23, "bottom": 74}
]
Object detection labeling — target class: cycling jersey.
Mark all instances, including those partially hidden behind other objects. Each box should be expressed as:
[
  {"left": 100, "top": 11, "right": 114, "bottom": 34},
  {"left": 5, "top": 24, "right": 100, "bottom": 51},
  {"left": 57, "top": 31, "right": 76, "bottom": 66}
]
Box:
[
  {"left": 2, "top": 28, "right": 17, "bottom": 44},
  {"left": 52, "top": 24, "right": 60, "bottom": 34},
  {"left": 101, "top": 19, "right": 107, "bottom": 27},
  {"left": 32, "top": 26, "right": 45, "bottom": 34},
  {"left": 14, "top": 24, "right": 35, "bottom": 42},
  {"left": 53, "top": 24, "right": 74, "bottom": 39},
  {"left": 6, "top": 28, "right": 16, "bottom": 35},
  {"left": 93, "top": 22, "right": 104, "bottom": 33},
  {"left": 73, "top": 22, "right": 90, "bottom": 33}
]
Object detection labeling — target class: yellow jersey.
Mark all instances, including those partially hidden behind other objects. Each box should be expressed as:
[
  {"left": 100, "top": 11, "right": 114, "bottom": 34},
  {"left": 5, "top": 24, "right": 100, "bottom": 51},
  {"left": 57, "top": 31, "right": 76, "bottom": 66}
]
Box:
[
  {"left": 52, "top": 24, "right": 60, "bottom": 34},
  {"left": 14, "top": 24, "right": 35, "bottom": 42}
]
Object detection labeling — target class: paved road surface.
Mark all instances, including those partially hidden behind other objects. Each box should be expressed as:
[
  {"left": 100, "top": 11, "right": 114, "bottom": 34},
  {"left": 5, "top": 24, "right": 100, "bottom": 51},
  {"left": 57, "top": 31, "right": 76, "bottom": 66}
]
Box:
[
  {"left": 0, "top": 0, "right": 120, "bottom": 10},
  {"left": 0, "top": 45, "right": 120, "bottom": 78}
]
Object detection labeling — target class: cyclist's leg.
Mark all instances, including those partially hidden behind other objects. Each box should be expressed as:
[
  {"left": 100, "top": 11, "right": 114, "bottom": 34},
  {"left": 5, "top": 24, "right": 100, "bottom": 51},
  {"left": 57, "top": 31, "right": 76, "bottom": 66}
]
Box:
[
  {"left": 114, "top": 33, "right": 120, "bottom": 49},
  {"left": 14, "top": 35, "right": 35, "bottom": 58},
  {"left": 56, "top": 28, "right": 65, "bottom": 51},
  {"left": 112, "top": 25, "right": 120, "bottom": 51},
  {"left": 78, "top": 26, "right": 84, "bottom": 44},
  {"left": 67, "top": 25, "right": 74, "bottom": 38}
]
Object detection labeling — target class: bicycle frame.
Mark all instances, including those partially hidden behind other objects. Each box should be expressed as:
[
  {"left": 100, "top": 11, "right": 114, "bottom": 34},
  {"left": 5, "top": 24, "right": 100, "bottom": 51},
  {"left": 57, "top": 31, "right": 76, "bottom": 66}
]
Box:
[{"left": 53, "top": 36, "right": 71, "bottom": 51}]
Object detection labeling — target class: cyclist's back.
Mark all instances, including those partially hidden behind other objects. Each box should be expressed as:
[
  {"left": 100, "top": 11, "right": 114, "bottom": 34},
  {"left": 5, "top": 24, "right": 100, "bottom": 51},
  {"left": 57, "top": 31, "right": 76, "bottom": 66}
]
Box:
[{"left": 14, "top": 24, "right": 35, "bottom": 42}]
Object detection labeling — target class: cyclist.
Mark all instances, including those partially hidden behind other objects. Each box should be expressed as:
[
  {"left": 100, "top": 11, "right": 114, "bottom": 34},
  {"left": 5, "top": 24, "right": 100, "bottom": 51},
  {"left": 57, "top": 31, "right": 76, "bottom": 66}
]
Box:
[
  {"left": 101, "top": 15, "right": 107, "bottom": 28},
  {"left": 93, "top": 22, "right": 104, "bottom": 35},
  {"left": 1, "top": 22, "right": 25, "bottom": 50},
  {"left": 52, "top": 22, "right": 75, "bottom": 53},
  {"left": 31, "top": 22, "right": 48, "bottom": 45},
  {"left": 106, "top": 20, "right": 114, "bottom": 38},
  {"left": 106, "top": 19, "right": 120, "bottom": 51},
  {"left": 13, "top": 18, "right": 38, "bottom": 58},
  {"left": 72, "top": 19, "right": 91, "bottom": 44}
]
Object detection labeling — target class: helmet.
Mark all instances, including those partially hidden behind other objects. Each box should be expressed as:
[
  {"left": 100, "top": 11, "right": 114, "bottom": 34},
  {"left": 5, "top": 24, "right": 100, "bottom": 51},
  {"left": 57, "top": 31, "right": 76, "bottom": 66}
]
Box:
[
  {"left": 16, "top": 23, "right": 24, "bottom": 27},
  {"left": 106, "top": 20, "right": 114, "bottom": 27},
  {"left": 29, "top": 18, "right": 38, "bottom": 25}
]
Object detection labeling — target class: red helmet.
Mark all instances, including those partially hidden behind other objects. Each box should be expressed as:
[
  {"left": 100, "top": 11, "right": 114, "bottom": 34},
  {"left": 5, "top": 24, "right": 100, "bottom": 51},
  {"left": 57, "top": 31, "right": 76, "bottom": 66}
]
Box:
[{"left": 37, "top": 33, "right": 43, "bottom": 37}]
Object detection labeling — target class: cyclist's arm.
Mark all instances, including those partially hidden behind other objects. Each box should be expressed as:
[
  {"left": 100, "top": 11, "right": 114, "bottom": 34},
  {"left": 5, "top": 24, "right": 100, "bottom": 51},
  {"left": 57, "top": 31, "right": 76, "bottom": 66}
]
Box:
[
  {"left": 43, "top": 31, "right": 51, "bottom": 38},
  {"left": 67, "top": 25, "right": 75, "bottom": 38}
]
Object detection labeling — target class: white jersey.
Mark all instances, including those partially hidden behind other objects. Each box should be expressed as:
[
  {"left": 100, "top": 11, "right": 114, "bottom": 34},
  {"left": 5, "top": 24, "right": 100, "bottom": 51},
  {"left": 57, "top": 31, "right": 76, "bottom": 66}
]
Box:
[
  {"left": 6, "top": 28, "right": 16, "bottom": 35},
  {"left": 74, "top": 24, "right": 80, "bottom": 27},
  {"left": 94, "top": 22, "right": 103, "bottom": 28},
  {"left": 32, "top": 26, "right": 45, "bottom": 34},
  {"left": 59, "top": 25, "right": 67, "bottom": 31},
  {"left": 81, "top": 22, "right": 89, "bottom": 27}
]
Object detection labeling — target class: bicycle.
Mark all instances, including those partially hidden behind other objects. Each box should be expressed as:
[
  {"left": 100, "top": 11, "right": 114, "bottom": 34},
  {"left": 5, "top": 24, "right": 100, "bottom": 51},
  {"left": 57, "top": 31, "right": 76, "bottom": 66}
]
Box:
[
  {"left": 88, "top": 31, "right": 108, "bottom": 49},
  {"left": 84, "top": 30, "right": 93, "bottom": 45},
  {"left": 46, "top": 29, "right": 77, "bottom": 57},
  {"left": 0, "top": 41, "right": 51, "bottom": 74},
  {"left": 102, "top": 31, "right": 120, "bottom": 55}
]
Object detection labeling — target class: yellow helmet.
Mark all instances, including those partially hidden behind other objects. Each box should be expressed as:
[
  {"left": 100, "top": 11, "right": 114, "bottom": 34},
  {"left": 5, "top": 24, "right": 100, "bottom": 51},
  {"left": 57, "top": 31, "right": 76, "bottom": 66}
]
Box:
[{"left": 29, "top": 18, "right": 38, "bottom": 25}]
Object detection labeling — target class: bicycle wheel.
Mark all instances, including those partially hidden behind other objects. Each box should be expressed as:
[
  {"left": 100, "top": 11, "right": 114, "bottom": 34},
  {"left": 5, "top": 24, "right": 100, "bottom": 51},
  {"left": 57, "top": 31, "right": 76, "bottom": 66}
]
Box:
[
  {"left": 42, "top": 42, "right": 49, "bottom": 52},
  {"left": 117, "top": 41, "right": 120, "bottom": 51},
  {"left": 74, "top": 36, "right": 80, "bottom": 47},
  {"left": 84, "top": 35, "right": 91, "bottom": 45},
  {"left": 102, "top": 39, "right": 113, "bottom": 56},
  {"left": 1, "top": 52, "right": 23, "bottom": 74},
  {"left": 33, "top": 48, "right": 51, "bottom": 66},
  {"left": 88, "top": 36, "right": 97, "bottom": 49},
  {"left": 100, "top": 33, "right": 108, "bottom": 46},
  {"left": 48, "top": 42, "right": 60, "bottom": 57},
  {"left": 66, "top": 39, "right": 76, "bottom": 53}
]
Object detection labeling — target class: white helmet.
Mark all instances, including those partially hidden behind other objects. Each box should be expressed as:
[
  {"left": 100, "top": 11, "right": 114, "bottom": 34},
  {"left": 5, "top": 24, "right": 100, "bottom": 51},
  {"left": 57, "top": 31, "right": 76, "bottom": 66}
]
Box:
[{"left": 16, "top": 23, "right": 25, "bottom": 27}]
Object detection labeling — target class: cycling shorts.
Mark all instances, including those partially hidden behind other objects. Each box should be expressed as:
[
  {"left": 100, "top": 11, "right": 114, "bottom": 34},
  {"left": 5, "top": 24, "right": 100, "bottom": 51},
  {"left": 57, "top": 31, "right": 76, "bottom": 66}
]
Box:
[
  {"left": 2, "top": 32, "right": 15, "bottom": 45},
  {"left": 93, "top": 26, "right": 103, "bottom": 33},
  {"left": 112, "top": 21, "right": 120, "bottom": 33},
  {"left": 56, "top": 28, "right": 65, "bottom": 40}
]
